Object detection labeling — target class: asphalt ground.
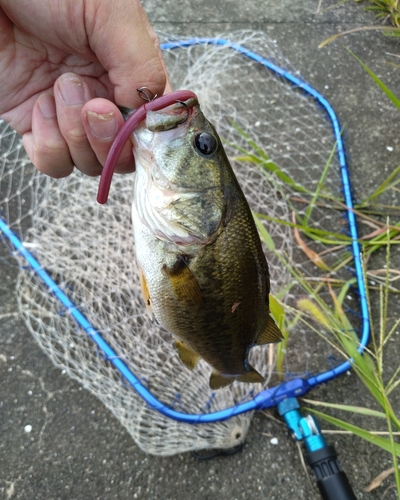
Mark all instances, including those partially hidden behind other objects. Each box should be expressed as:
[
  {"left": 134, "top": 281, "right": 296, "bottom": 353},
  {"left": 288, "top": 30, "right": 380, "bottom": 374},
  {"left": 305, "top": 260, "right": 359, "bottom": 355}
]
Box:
[{"left": 1, "top": 1, "right": 400, "bottom": 499}]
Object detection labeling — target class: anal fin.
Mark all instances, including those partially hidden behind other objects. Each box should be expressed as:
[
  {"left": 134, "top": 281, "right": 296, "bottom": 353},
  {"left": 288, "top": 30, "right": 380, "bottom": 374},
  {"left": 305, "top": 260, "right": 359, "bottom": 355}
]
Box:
[
  {"left": 176, "top": 340, "right": 200, "bottom": 371},
  {"left": 257, "top": 314, "right": 284, "bottom": 345}
]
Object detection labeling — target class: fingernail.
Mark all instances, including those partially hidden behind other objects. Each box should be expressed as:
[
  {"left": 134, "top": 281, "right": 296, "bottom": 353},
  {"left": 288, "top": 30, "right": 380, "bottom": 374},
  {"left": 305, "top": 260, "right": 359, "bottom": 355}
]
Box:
[
  {"left": 86, "top": 111, "right": 118, "bottom": 140},
  {"left": 59, "top": 76, "right": 86, "bottom": 106},
  {"left": 38, "top": 94, "right": 56, "bottom": 119}
]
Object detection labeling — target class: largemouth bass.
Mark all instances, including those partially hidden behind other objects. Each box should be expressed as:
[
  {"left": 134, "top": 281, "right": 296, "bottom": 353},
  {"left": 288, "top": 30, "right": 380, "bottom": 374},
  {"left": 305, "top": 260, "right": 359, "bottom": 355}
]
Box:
[{"left": 129, "top": 93, "right": 283, "bottom": 389}]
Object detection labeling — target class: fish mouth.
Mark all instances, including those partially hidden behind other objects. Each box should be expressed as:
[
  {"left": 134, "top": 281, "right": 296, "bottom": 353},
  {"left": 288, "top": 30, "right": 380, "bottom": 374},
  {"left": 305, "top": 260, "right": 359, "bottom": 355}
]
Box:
[
  {"left": 97, "top": 89, "right": 198, "bottom": 204},
  {"left": 145, "top": 99, "right": 196, "bottom": 133}
]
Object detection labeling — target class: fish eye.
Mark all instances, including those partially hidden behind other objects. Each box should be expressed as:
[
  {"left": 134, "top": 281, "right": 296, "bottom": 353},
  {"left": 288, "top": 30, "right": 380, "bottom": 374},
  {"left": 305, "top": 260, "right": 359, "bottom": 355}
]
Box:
[{"left": 193, "top": 132, "right": 217, "bottom": 157}]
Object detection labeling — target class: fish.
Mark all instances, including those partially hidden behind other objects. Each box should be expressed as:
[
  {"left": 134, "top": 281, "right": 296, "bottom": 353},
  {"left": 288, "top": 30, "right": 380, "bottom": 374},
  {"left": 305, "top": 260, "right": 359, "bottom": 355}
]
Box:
[{"left": 129, "top": 94, "right": 283, "bottom": 389}]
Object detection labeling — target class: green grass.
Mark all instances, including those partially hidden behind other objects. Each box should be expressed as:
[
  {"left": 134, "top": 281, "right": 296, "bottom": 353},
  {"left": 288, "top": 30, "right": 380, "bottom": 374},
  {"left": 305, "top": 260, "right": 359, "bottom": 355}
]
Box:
[
  {"left": 244, "top": 53, "right": 400, "bottom": 495},
  {"left": 318, "top": 0, "right": 400, "bottom": 47},
  {"left": 266, "top": 183, "right": 400, "bottom": 495},
  {"left": 363, "top": 0, "right": 400, "bottom": 28}
]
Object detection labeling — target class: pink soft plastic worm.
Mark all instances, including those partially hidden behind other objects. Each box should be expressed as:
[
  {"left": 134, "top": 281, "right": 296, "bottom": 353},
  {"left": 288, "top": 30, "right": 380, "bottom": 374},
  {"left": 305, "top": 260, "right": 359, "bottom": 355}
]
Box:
[{"left": 97, "top": 90, "right": 198, "bottom": 204}]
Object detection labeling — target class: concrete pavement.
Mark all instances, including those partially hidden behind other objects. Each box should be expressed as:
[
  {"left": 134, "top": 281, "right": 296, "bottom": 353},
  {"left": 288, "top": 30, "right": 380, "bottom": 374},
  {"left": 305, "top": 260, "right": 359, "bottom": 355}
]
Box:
[{"left": 1, "top": 1, "right": 400, "bottom": 498}]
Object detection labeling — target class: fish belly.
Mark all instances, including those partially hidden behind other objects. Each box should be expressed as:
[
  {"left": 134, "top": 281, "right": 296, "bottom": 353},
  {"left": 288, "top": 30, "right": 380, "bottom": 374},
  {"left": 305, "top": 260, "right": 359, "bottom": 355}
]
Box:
[{"left": 132, "top": 200, "right": 269, "bottom": 378}]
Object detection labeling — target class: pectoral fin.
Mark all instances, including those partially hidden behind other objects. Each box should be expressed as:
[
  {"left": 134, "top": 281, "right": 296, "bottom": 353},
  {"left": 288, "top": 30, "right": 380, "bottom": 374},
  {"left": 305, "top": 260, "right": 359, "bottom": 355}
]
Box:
[
  {"left": 138, "top": 266, "right": 153, "bottom": 319},
  {"left": 257, "top": 314, "right": 284, "bottom": 345},
  {"left": 176, "top": 340, "right": 200, "bottom": 370},
  {"left": 162, "top": 255, "right": 203, "bottom": 307}
]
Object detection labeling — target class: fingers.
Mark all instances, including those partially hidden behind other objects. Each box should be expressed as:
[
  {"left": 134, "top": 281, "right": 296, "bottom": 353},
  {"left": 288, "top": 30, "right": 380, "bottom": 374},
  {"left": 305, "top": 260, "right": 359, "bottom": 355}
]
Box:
[
  {"left": 138, "top": 4, "right": 173, "bottom": 94},
  {"left": 54, "top": 73, "right": 103, "bottom": 176},
  {"left": 24, "top": 73, "right": 135, "bottom": 178},
  {"left": 21, "top": 0, "right": 172, "bottom": 178},
  {"left": 23, "top": 93, "right": 74, "bottom": 178},
  {"left": 24, "top": 73, "right": 101, "bottom": 177},
  {"left": 85, "top": 0, "right": 169, "bottom": 108},
  {"left": 81, "top": 98, "right": 135, "bottom": 174}
]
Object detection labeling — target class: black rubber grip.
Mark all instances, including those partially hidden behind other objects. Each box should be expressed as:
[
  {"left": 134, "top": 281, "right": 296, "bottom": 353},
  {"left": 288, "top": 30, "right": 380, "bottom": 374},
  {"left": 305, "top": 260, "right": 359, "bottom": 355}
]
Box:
[{"left": 307, "top": 445, "right": 357, "bottom": 500}]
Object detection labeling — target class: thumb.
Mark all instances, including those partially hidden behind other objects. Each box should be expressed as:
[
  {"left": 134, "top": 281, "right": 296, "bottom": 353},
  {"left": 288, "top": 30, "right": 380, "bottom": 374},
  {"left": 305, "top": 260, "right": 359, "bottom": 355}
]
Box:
[{"left": 86, "top": 0, "right": 167, "bottom": 108}]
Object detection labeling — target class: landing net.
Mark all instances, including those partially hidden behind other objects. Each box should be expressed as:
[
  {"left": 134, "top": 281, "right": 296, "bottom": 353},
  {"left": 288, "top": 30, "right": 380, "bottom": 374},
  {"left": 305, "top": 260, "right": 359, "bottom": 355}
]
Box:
[{"left": 0, "top": 31, "right": 368, "bottom": 455}]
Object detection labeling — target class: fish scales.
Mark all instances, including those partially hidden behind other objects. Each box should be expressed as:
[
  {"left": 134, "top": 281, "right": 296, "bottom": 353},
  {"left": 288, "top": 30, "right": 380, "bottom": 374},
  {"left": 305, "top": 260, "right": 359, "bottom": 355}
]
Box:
[{"left": 131, "top": 97, "right": 283, "bottom": 389}]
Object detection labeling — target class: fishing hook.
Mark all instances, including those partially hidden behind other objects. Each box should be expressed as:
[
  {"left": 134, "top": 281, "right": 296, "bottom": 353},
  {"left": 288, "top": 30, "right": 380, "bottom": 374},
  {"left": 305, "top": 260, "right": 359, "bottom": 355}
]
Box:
[
  {"left": 138, "top": 89, "right": 189, "bottom": 125},
  {"left": 175, "top": 100, "right": 191, "bottom": 126},
  {"left": 137, "top": 87, "right": 158, "bottom": 102}
]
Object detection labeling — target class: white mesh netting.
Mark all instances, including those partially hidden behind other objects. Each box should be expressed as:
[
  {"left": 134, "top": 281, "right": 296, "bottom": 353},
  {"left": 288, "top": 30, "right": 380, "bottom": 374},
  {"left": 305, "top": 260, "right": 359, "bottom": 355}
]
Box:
[{"left": 0, "top": 31, "right": 358, "bottom": 455}]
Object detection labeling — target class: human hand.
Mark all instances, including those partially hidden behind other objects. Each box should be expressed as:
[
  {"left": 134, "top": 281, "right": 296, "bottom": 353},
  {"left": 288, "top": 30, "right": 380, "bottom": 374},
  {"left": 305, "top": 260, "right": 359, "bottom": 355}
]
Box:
[{"left": 0, "top": 0, "right": 171, "bottom": 177}]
